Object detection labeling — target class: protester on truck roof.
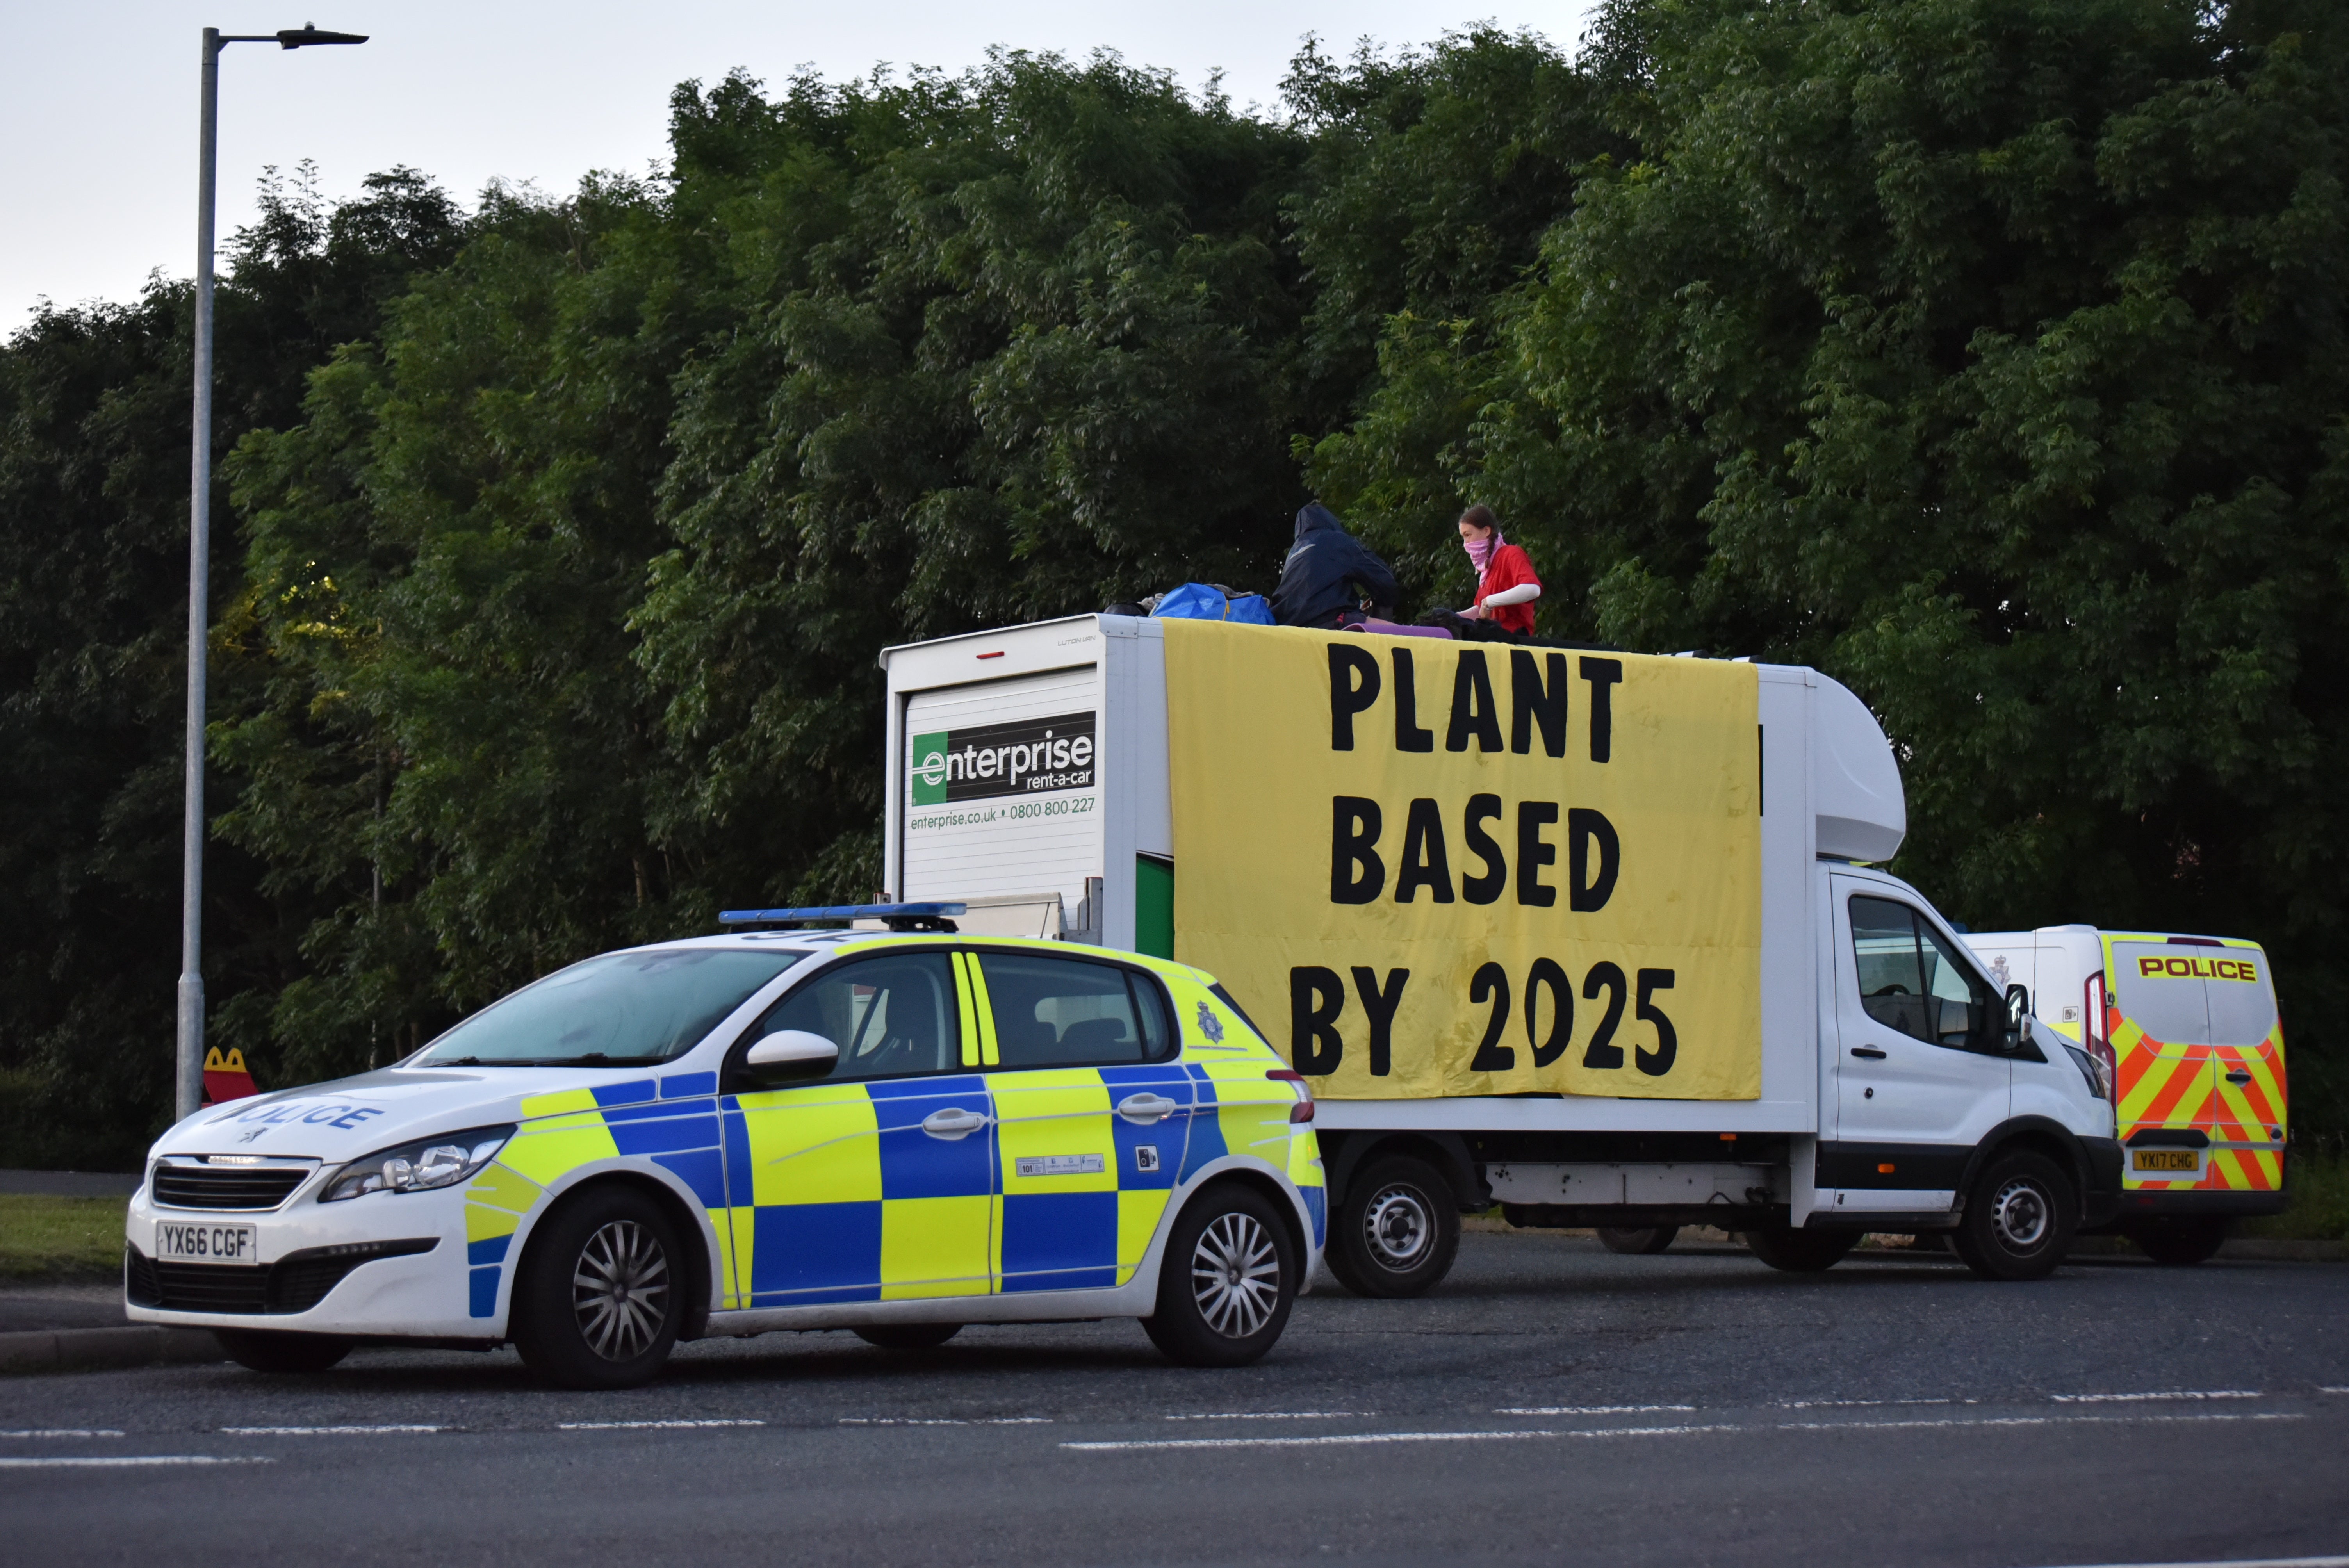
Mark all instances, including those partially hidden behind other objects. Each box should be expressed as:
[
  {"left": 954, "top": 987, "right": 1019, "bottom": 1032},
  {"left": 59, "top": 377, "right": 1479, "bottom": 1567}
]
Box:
[
  {"left": 1453, "top": 503, "right": 1541, "bottom": 635},
  {"left": 1270, "top": 502, "right": 1404, "bottom": 630}
]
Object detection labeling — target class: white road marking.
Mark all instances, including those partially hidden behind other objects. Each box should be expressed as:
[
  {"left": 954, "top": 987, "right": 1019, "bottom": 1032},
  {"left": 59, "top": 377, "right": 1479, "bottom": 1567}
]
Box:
[
  {"left": 1163, "top": 1411, "right": 1375, "bottom": 1422},
  {"left": 1065, "top": 1409, "right": 2307, "bottom": 1453},
  {"left": 221, "top": 1425, "right": 444, "bottom": 1436},
  {"left": 0, "top": 1429, "right": 125, "bottom": 1439},
  {"left": 839, "top": 1417, "right": 1051, "bottom": 1426},
  {"left": 1495, "top": 1405, "right": 1697, "bottom": 1416},
  {"left": 0, "top": 1456, "right": 273, "bottom": 1468},
  {"left": 2319, "top": 1386, "right": 2349, "bottom": 1395},
  {"left": 2039, "top": 1558, "right": 2349, "bottom": 1568},
  {"left": 2049, "top": 1388, "right": 2262, "bottom": 1403},
  {"left": 556, "top": 1419, "right": 766, "bottom": 1431},
  {"left": 1781, "top": 1398, "right": 1964, "bottom": 1409}
]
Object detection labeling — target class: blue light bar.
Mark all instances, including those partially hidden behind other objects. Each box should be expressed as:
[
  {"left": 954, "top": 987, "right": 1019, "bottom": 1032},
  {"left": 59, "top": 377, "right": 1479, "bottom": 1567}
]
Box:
[{"left": 718, "top": 901, "right": 968, "bottom": 931}]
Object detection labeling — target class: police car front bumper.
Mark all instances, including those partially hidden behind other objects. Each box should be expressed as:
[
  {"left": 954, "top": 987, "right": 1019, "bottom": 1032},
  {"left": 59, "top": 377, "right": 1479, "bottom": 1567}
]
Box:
[{"left": 123, "top": 1179, "right": 492, "bottom": 1340}]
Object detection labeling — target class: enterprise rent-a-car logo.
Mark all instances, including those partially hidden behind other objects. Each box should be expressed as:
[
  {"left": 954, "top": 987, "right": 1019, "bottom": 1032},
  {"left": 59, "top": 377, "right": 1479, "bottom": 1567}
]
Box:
[{"left": 909, "top": 711, "right": 1096, "bottom": 805}]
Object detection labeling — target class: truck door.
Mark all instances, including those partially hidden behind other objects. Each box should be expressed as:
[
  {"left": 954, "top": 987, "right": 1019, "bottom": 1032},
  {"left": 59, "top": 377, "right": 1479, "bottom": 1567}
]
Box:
[{"left": 1827, "top": 883, "right": 2010, "bottom": 1209}]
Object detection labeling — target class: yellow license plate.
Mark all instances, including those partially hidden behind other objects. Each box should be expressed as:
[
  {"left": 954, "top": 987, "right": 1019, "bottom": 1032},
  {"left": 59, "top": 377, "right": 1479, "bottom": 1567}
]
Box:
[{"left": 2133, "top": 1149, "right": 2199, "bottom": 1172}]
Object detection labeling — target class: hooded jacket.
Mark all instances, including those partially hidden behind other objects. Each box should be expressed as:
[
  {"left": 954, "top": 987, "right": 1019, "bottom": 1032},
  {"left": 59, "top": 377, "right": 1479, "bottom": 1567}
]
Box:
[{"left": 1269, "top": 504, "right": 1402, "bottom": 628}]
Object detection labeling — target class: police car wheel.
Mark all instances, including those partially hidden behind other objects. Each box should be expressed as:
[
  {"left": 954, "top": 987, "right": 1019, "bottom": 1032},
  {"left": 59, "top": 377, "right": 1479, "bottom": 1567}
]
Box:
[
  {"left": 215, "top": 1328, "right": 353, "bottom": 1374},
  {"left": 1328, "top": 1156, "right": 1460, "bottom": 1297},
  {"left": 511, "top": 1187, "right": 683, "bottom": 1390},
  {"left": 1597, "top": 1226, "right": 1680, "bottom": 1255},
  {"left": 1142, "top": 1183, "right": 1297, "bottom": 1368},
  {"left": 1951, "top": 1150, "right": 2077, "bottom": 1281},
  {"left": 854, "top": 1323, "right": 963, "bottom": 1350},
  {"left": 2126, "top": 1217, "right": 2230, "bottom": 1266},
  {"left": 1743, "top": 1225, "right": 1858, "bottom": 1272}
]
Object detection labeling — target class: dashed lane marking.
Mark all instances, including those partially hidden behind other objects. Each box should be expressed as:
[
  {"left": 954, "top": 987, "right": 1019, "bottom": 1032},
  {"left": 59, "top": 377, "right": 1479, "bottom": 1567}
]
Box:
[
  {"left": 557, "top": 1420, "right": 766, "bottom": 1431},
  {"left": 2037, "top": 1557, "right": 2349, "bottom": 1568},
  {"left": 1164, "top": 1411, "right": 1376, "bottom": 1422},
  {"left": 222, "top": 1425, "right": 444, "bottom": 1436},
  {"left": 0, "top": 1430, "right": 124, "bottom": 1439},
  {"left": 1495, "top": 1405, "right": 1697, "bottom": 1417},
  {"left": 0, "top": 1456, "right": 273, "bottom": 1468},
  {"left": 1781, "top": 1399, "right": 1969, "bottom": 1409},
  {"left": 1064, "top": 1410, "right": 2306, "bottom": 1453},
  {"left": 839, "top": 1417, "right": 1051, "bottom": 1427},
  {"left": 2048, "top": 1389, "right": 2261, "bottom": 1403}
]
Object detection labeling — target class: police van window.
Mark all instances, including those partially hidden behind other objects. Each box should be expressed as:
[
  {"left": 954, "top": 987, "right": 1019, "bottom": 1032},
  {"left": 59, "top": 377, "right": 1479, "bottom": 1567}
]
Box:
[
  {"left": 1850, "top": 897, "right": 1993, "bottom": 1049},
  {"left": 415, "top": 948, "right": 809, "bottom": 1066},
  {"left": 2111, "top": 942, "right": 2276, "bottom": 1048},
  {"left": 977, "top": 952, "right": 1170, "bottom": 1068},
  {"left": 750, "top": 954, "right": 958, "bottom": 1082}
]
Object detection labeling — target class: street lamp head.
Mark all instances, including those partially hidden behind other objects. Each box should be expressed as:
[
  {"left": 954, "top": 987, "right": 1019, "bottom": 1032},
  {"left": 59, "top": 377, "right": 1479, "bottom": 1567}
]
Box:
[{"left": 278, "top": 24, "right": 368, "bottom": 48}]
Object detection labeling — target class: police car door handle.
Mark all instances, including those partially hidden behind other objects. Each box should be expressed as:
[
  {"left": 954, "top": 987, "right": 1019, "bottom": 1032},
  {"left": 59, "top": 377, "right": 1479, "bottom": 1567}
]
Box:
[
  {"left": 1850, "top": 1047, "right": 1887, "bottom": 1060},
  {"left": 920, "top": 1108, "right": 991, "bottom": 1140},
  {"left": 1117, "top": 1093, "right": 1181, "bottom": 1124}
]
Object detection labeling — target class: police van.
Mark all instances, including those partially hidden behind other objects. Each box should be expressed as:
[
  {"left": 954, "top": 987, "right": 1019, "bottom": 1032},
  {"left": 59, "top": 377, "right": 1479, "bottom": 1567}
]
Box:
[
  {"left": 1964, "top": 926, "right": 2286, "bottom": 1264},
  {"left": 880, "top": 616, "right": 2121, "bottom": 1292},
  {"left": 127, "top": 927, "right": 1323, "bottom": 1387}
]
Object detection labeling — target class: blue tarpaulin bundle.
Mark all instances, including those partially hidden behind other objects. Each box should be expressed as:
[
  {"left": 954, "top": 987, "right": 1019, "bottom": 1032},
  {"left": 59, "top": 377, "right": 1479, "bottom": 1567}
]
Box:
[{"left": 1150, "top": 583, "right": 1275, "bottom": 625}]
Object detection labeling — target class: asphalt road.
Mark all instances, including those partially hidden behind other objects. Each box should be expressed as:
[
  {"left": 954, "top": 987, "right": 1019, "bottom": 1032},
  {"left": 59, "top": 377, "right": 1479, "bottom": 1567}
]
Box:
[{"left": 4, "top": 1233, "right": 2345, "bottom": 1568}]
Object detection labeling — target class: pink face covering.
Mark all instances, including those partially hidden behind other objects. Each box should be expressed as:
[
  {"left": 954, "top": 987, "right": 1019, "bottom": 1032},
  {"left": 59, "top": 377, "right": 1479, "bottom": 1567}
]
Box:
[{"left": 1463, "top": 530, "right": 1500, "bottom": 575}]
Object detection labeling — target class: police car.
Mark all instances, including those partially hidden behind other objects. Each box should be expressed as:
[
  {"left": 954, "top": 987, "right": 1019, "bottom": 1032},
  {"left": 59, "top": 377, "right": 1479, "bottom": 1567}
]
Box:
[{"left": 125, "top": 906, "right": 1325, "bottom": 1388}]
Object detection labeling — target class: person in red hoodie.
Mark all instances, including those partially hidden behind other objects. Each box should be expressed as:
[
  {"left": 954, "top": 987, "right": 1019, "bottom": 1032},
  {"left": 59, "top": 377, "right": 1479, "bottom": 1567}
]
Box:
[{"left": 1455, "top": 503, "right": 1541, "bottom": 635}]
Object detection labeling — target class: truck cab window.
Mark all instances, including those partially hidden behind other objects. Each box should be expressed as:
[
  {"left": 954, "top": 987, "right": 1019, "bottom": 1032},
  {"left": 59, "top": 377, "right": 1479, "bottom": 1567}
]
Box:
[{"left": 1851, "top": 896, "right": 1994, "bottom": 1050}]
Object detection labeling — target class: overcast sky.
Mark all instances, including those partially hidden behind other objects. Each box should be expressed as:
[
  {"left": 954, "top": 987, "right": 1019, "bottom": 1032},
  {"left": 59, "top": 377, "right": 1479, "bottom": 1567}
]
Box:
[{"left": 4, "top": 0, "right": 1600, "bottom": 329}]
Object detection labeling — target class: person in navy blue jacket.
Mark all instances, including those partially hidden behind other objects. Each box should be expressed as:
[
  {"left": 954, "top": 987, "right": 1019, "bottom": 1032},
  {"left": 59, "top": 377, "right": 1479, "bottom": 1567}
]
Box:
[{"left": 1269, "top": 503, "right": 1403, "bottom": 629}]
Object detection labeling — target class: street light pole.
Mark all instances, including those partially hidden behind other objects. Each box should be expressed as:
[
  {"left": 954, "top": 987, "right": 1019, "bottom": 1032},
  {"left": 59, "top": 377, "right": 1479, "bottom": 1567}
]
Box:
[{"left": 178, "top": 23, "right": 367, "bottom": 1123}]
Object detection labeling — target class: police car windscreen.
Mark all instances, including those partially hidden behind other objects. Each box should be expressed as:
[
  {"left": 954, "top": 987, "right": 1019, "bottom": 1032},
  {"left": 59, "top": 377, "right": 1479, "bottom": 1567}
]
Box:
[
  {"left": 2110, "top": 942, "right": 2276, "bottom": 1048},
  {"left": 413, "top": 949, "right": 808, "bottom": 1065}
]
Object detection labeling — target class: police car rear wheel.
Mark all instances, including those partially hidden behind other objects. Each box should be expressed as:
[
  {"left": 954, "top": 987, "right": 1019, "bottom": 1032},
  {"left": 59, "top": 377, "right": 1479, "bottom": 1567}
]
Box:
[
  {"left": 1142, "top": 1183, "right": 1297, "bottom": 1368},
  {"left": 1328, "top": 1156, "right": 1460, "bottom": 1297},
  {"left": 512, "top": 1187, "right": 683, "bottom": 1390},
  {"left": 215, "top": 1328, "right": 352, "bottom": 1374},
  {"left": 854, "top": 1323, "right": 963, "bottom": 1350},
  {"left": 1951, "top": 1150, "right": 2076, "bottom": 1281}
]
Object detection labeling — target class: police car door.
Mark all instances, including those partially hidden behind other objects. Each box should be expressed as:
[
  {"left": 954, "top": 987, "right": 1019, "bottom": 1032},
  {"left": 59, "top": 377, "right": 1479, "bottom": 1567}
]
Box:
[
  {"left": 970, "top": 950, "right": 1190, "bottom": 1294},
  {"left": 1828, "top": 886, "right": 2010, "bottom": 1211},
  {"left": 718, "top": 951, "right": 995, "bottom": 1308}
]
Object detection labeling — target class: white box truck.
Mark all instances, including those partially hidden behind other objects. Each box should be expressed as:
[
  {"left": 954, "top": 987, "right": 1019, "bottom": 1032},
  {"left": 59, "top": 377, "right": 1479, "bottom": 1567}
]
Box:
[{"left": 880, "top": 616, "right": 2119, "bottom": 1287}]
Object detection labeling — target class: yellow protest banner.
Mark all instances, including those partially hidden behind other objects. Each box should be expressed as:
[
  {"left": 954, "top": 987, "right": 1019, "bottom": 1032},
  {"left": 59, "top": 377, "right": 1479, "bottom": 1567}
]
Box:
[{"left": 1165, "top": 621, "right": 1761, "bottom": 1100}]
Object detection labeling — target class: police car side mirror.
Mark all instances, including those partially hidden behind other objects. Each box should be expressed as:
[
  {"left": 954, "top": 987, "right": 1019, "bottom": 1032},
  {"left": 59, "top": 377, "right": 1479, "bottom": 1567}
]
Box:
[{"left": 744, "top": 1030, "right": 838, "bottom": 1083}]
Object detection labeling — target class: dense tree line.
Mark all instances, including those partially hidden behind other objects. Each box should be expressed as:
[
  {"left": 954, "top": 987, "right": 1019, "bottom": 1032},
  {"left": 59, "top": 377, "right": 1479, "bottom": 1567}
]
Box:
[{"left": 3, "top": 0, "right": 2343, "bottom": 1166}]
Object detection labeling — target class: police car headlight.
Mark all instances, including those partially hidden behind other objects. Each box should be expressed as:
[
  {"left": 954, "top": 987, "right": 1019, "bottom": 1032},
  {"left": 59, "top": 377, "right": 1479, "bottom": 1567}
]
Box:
[{"left": 321, "top": 1125, "right": 514, "bottom": 1202}]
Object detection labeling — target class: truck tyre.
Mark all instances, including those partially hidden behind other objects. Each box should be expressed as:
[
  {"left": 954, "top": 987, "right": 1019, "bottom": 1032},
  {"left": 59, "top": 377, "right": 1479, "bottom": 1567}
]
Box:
[
  {"left": 215, "top": 1328, "right": 353, "bottom": 1374},
  {"left": 1142, "top": 1182, "right": 1298, "bottom": 1368},
  {"left": 1744, "top": 1226, "right": 1858, "bottom": 1272},
  {"left": 1327, "top": 1156, "right": 1461, "bottom": 1297},
  {"left": 1951, "top": 1150, "right": 2077, "bottom": 1281},
  {"left": 1597, "top": 1226, "right": 1680, "bottom": 1255},
  {"left": 854, "top": 1323, "right": 963, "bottom": 1349},
  {"left": 2125, "top": 1217, "right": 2230, "bottom": 1267},
  {"left": 511, "top": 1185, "right": 684, "bottom": 1390}
]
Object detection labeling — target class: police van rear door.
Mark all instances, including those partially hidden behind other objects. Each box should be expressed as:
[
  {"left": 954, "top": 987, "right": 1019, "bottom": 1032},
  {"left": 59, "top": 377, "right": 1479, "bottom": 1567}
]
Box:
[{"left": 2108, "top": 938, "right": 2284, "bottom": 1190}]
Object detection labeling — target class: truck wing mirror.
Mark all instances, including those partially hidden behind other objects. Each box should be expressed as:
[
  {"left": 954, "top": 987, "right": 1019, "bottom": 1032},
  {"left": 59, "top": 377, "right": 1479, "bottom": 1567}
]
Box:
[
  {"left": 2003, "top": 984, "right": 2032, "bottom": 1052},
  {"left": 744, "top": 1029, "right": 839, "bottom": 1082}
]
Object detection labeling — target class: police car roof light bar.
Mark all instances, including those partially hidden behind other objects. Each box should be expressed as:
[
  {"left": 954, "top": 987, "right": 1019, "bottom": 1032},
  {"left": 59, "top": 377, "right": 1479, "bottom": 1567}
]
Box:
[{"left": 718, "top": 902, "right": 967, "bottom": 933}]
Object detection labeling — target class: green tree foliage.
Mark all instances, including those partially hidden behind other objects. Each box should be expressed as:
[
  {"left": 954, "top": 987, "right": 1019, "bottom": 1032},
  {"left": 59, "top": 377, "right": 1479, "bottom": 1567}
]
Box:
[{"left": 6, "top": 7, "right": 2347, "bottom": 1158}]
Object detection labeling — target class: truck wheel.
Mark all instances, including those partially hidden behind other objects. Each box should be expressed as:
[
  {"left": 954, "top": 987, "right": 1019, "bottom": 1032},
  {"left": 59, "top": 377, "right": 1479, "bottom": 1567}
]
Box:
[
  {"left": 1328, "top": 1156, "right": 1460, "bottom": 1297},
  {"left": 1597, "top": 1226, "right": 1680, "bottom": 1255},
  {"left": 854, "top": 1323, "right": 962, "bottom": 1349},
  {"left": 1951, "top": 1150, "right": 2077, "bottom": 1281},
  {"left": 214, "top": 1328, "right": 353, "bottom": 1374},
  {"left": 2125, "top": 1217, "right": 2230, "bottom": 1267},
  {"left": 511, "top": 1185, "right": 684, "bottom": 1390},
  {"left": 1142, "top": 1182, "right": 1298, "bottom": 1368},
  {"left": 1744, "top": 1226, "right": 1858, "bottom": 1272}
]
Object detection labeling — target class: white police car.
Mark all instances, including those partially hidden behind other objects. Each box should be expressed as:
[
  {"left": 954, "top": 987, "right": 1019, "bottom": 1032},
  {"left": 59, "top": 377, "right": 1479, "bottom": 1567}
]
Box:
[{"left": 127, "top": 906, "right": 1324, "bottom": 1388}]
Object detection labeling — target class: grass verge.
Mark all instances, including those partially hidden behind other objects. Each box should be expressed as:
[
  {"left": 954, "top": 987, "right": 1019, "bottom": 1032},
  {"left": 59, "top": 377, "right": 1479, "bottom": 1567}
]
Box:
[
  {"left": 0, "top": 1194, "right": 127, "bottom": 1282},
  {"left": 2244, "top": 1149, "right": 2349, "bottom": 1243}
]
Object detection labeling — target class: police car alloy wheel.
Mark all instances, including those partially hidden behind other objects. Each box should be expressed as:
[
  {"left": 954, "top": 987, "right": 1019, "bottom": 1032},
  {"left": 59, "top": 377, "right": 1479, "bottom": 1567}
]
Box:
[
  {"left": 1142, "top": 1182, "right": 1297, "bottom": 1368},
  {"left": 1951, "top": 1149, "right": 2076, "bottom": 1282},
  {"left": 511, "top": 1186, "right": 686, "bottom": 1390}
]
